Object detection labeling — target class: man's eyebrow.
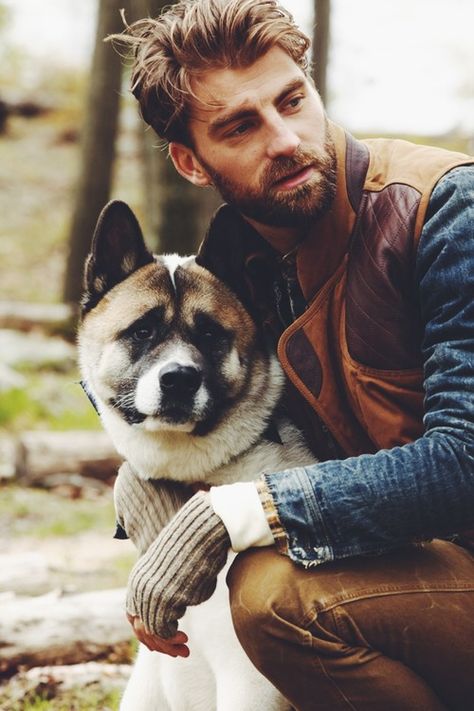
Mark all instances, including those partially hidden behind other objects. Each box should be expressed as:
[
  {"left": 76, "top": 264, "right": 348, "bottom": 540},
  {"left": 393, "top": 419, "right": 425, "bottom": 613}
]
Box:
[
  {"left": 274, "top": 78, "right": 306, "bottom": 106},
  {"left": 208, "top": 108, "right": 256, "bottom": 137},
  {"left": 207, "top": 77, "right": 306, "bottom": 137}
]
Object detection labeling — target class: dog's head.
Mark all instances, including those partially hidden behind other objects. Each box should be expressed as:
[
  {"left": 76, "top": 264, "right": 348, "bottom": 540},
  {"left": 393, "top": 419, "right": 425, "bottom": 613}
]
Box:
[{"left": 78, "top": 201, "right": 276, "bottom": 441}]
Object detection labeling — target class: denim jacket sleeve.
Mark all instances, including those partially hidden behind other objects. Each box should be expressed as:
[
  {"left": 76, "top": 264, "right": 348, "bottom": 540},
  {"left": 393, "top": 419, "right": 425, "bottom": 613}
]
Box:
[{"left": 261, "top": 165, "right": 474, "bottom": 568}]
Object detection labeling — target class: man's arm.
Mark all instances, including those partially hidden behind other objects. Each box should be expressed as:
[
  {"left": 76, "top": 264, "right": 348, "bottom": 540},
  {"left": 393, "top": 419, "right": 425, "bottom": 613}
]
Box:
[
  {"left": 114, "top": 463, "right": 198, "bottom": 654},
  {"left": 126, "top": 491, "right": 230, "bottom": 644},
  {"left": 124, "top": 166, "right": 474, "bottom": 640},
  {"left": 214, "top": 166, "right": 474, "bottom": 566},
  {"left": 114, "top": 462, "right": 192, "bottom": 555}
]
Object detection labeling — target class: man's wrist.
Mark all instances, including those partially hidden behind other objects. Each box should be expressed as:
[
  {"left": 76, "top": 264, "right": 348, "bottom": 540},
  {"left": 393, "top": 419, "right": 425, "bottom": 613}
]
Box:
[
  {"left": 126, "top": 492, "right": 230, "bottom": 637},
  {"left": 210, "top": 481, "right": 274, "bottom": 551}
]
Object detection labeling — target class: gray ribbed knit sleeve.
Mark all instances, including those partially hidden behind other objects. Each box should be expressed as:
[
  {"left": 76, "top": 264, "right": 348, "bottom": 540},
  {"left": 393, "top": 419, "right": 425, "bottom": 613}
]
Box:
[
  {"left": 114, "top": 462, "right": 193, "bottom": 555},
  {"left": 126, "top": 492, "right": 230, "bottom": 638}
]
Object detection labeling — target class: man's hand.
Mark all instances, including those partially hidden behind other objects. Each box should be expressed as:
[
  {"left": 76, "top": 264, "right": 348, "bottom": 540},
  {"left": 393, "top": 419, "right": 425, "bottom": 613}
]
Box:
[
  {"left": 127, "top": 613, "right": 190, "bottom": 657},
  {"left": 126, "top": 492, "right": 230, "bottom": 639}
]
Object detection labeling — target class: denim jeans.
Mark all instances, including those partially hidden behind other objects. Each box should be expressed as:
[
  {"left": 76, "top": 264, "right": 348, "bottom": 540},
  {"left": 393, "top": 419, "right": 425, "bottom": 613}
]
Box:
[{"left": 228, "top": 539, "right": 474, "bottom": 710}]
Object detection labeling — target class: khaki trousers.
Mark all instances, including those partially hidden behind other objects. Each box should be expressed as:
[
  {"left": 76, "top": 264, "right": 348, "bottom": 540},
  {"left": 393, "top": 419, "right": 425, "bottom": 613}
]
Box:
[{"left": 227, "top": 540, "right": 474, "bottom": 710}]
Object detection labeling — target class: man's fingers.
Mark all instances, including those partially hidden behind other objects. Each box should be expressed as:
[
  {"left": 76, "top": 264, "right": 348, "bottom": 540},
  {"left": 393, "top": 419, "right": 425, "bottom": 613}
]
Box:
[
  {"left": 127, "top": 614, "right": 190, "bottom": 657},
  {"left": 144, "top": 635, "right": 190, "bottom": 657}
]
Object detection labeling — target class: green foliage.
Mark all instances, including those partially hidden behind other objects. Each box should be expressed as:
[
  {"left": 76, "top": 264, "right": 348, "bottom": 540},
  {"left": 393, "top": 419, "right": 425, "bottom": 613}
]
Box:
[
  {"left": 0, "top": 387, "right": 44, "bottom": 427},
  {"left": 0, "top": 372, "right": 100, "bottom": 433},
  {"left": 0, "top": 484, "right": 137, "bottom": 592},
  {"left": 1, "top": 685, "right": 121, "bottom": 711},
  {"left": 34, "top": 508, "right": 108, "bottom": 538}
]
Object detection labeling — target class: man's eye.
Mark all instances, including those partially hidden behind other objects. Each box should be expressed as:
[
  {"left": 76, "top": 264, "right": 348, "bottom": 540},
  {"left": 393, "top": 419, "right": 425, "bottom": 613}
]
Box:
[
  {"left": 228, "top": 122, "right": 252, "bottom": 138},
  {"left": 284, "top": 95, "right": 304, "bottom": 111}
]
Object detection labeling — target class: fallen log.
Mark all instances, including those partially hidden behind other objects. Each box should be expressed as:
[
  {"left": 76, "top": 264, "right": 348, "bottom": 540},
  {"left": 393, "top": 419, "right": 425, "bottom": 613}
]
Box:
[
  {"left": 15, "top": 430, "right": 123, "bottom": 486},
  {"left": 0, "top": 435, "right": 16, "bottom": 481},
  {"left": 0, "top": 301, "right": 74, "bottom": 335},
  {"left": 0, "top": 588, "right": 132, "bottom": 674},
  {"left": 0, "top": 552, "right": 51, "bottom": 596},
  {"left": 0, "top": 329, "right": 76, "bottom": 369}
]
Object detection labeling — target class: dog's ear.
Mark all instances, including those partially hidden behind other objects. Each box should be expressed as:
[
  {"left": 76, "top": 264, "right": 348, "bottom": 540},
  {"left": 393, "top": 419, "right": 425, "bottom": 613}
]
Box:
[{"left": 81, "top": 200, "right": 154, "bottom": 314}]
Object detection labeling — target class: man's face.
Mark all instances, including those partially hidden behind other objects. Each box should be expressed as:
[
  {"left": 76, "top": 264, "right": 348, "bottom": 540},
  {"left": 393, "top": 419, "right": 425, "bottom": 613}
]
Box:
[{"left": 184, "top": 46, "right": 337, "bottom": 229}]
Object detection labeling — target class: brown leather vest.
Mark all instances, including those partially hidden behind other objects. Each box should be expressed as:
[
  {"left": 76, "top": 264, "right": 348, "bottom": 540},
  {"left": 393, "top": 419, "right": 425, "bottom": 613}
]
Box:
[{"left": 198, "top": 124, "right": 473, "bottom": 459}]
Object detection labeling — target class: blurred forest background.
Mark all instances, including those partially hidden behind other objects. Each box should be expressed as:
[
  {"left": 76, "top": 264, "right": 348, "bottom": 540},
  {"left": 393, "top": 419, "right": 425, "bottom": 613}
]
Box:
[{"left": 0, "top": 0, "right": 472, "bottom": 708}]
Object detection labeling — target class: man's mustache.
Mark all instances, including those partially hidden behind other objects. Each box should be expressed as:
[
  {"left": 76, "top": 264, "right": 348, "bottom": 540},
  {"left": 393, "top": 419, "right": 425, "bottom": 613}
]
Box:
[{"left": 263, "top": 147, "right": 324, "bottom": 190}]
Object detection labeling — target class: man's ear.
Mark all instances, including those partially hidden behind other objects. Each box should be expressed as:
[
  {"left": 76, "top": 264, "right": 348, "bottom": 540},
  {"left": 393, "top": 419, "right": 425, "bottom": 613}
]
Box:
[{"left": 169, "top": 142, "right": 212, "bottom": 187}]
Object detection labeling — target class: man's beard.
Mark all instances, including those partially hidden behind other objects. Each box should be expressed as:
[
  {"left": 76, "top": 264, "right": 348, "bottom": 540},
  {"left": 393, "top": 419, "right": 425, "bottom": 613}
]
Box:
[{"left": 196, "top": 134, "right": 337, "bottom": 228}]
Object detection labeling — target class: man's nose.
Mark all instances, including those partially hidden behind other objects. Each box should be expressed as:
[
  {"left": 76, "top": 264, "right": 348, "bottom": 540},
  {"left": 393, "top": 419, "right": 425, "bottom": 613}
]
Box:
[{"left": 266, "top": 117, "right": 300, "bottom": 159}]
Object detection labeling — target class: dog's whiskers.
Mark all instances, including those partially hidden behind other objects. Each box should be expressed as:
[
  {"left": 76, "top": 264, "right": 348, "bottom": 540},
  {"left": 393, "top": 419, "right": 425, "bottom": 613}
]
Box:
[{"left": 113, "top": 391, "right": 138, "bottom": 409}]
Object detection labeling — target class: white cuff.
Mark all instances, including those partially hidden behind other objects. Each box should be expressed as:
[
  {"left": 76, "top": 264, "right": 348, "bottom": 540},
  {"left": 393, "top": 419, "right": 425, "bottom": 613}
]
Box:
[{"left": 210, "top": 482, "right": 274, "bottom": 552}]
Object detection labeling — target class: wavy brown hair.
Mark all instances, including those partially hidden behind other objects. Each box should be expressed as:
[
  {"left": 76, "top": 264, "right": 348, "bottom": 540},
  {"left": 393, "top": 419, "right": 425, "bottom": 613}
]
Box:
[{"left": 112, "top": 0, "right": 310, "bottom": 145}]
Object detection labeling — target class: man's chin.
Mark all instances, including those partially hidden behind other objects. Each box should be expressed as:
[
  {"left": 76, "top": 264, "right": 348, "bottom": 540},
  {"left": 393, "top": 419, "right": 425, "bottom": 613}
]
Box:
[
  {"left": 240, "top": 195, "right": 332, "bottom": 229},
  {"left": 244, "top": 209, "right": 314, "bottom": 230},
  {"left": 236, "top": 172, "right": 335, "bottom": 228}
]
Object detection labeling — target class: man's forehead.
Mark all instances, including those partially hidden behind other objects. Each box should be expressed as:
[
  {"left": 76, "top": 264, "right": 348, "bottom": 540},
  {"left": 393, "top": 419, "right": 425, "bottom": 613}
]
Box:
[{"left": 188, "top": 47, "right": 306, "bottom": 124}]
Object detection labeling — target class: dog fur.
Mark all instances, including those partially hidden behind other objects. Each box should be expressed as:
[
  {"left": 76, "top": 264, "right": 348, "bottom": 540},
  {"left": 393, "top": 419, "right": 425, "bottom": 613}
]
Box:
[{"left": 78, "top": 201, "right": 313, "bottom": 710}]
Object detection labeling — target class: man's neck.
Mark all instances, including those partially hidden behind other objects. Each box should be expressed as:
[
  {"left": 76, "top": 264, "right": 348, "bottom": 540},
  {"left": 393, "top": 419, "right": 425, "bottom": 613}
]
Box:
[{"left": 244, "top": 215, "right": 304, "bottom": 255}]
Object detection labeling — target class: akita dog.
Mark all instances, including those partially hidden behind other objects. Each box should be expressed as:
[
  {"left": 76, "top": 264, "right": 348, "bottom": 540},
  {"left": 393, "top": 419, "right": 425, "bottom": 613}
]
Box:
[{"left": 78, "top": 200, "right": 313, "bottom": 711}]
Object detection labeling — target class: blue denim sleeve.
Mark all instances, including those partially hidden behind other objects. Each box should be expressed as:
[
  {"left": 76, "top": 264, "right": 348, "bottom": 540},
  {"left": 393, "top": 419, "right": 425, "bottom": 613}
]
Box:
[{"left": 264, "top": 165, "right": 474, "bottom": 567}]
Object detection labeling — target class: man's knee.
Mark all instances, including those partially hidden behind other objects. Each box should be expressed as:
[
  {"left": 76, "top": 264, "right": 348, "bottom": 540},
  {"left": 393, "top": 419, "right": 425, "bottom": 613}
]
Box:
[
  {"left": 226, "top": 543, "right": 474, "bottom": 711},
  {"left": 227, "top": 548, "right": 313, "bottom": 664}
]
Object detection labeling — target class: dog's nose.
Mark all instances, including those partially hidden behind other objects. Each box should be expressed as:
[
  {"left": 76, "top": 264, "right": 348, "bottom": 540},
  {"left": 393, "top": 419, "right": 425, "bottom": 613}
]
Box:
[{"left": 159, "top": 362, "right": 202, "bottom": 395}]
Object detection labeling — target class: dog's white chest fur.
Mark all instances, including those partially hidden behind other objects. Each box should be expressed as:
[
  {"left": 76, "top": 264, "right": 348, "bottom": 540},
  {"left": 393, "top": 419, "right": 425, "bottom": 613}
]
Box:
[{"left": 119, "top": 422, "right": 310, "bottom": 711}]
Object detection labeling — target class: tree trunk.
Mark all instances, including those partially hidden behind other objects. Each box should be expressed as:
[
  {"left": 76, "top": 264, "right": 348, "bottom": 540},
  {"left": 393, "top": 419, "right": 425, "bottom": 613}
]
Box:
[
  {"left": 312, "top": 0, "right": 331, "bottom": 106},
  {"left": 63, "top": 0, "right": 128, "bottom": 304},
  {"left": 0, "top": 300, "right": 73, "bottom": 334},
  {"left": 132, "top": 0, "right": 220, "bottom": 254}
]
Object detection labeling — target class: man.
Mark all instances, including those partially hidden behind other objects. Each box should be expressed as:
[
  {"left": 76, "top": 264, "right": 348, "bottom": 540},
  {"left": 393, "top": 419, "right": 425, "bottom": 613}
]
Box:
[{"left": 113, "top": 1, "right": 474, "bottom": 708}]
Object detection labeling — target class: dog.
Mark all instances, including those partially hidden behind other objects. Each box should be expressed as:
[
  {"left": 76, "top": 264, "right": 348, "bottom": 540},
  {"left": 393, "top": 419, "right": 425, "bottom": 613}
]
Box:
[{"left": 78, "top": 200, "right": 313, "bottom": 711}]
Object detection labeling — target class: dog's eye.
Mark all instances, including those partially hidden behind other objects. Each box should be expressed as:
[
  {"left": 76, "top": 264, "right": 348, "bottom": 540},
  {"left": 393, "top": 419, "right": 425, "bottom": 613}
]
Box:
[
  {"left": 119, "top": 307, "right": 165, "bottom": 344},
  {"left": 132, "top": 325, "right": 154, "bottom": 341},
  {"left": 198, "top": 326, "right": 223, "bottom": 345},
  {"left": 193, "top": 312, "right": 231, "bottom": 351}
]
